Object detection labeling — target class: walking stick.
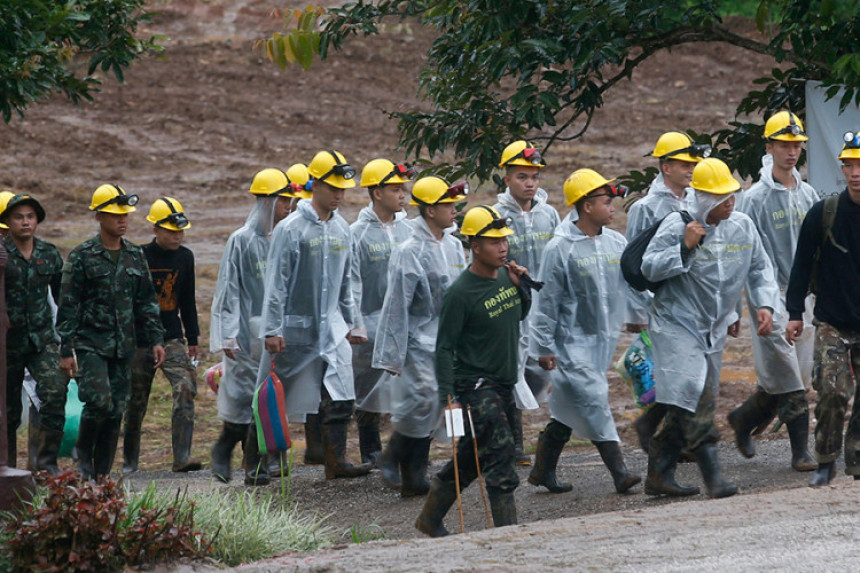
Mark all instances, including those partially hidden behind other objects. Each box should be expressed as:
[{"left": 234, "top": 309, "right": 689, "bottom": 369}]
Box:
[
  {"left": 447, "top": 395, "right": 465, "bottom": 534},
  {"left": 467, "top": 405, "right": 492, "bottom": 528}
]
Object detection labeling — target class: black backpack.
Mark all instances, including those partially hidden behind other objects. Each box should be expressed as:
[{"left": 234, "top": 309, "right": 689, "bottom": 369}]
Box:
[{"left": 621, "top": 210, "right": 694, "bottom": 292}]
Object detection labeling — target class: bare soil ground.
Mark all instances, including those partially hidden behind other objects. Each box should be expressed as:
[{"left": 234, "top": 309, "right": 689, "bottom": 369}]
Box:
[{"left": 1, "top": 0, "right": 823, "bottom": 562}]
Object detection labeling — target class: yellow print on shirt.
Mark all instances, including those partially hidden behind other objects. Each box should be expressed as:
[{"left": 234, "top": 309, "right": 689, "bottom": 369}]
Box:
[{"left": 484, "top": 285, "right": 521, "bottom": 318}]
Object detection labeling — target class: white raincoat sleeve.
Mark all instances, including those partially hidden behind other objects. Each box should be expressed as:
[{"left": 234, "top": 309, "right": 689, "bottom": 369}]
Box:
[
  {"left": 261, "top": 223, "right": 295, "bottom": 339},
  {"left": 339, "top": 239, "right": 359, "bottom": 332},
  {"left": 529, "top": 243, "right": 567, "bottom": 358},
  {"left": 372, "top": 249, "right": 419, "bottom": 373},
  {"left": 348, "top": 234, "right": 367, "bottom": 337},
  {"left": 744, "top": 227, "right": 780, "bottom": 312},
  {"left": 209, "top": 236, "right": 242, "bottom": 352},
  {"left": 641, "top": 213, "right": 693, "bottom": 283}
]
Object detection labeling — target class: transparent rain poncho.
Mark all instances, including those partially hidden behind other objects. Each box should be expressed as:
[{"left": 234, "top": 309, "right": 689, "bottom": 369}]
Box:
[
  {"left": 349, "top": 205, "right": 412, "bottom": 407},
  {"left": 371, "top": 216, "right": 467, "bottom": 437},
  {"left": 530, "top": 214, "right": 631, "bottom": 441},
  {"left": 642, "top": 190, "right": 779, "bottom": 412},
  {"left": 494, "top": 188, "right": 561, "bottom": 406},
  {"left": 209, "top": 196, "right": 278, "bottom": 424},
  {"left": 738, "top": 154, "right": 821, "bottom": 392},
  {"left": 257, "top": 199, "right": 358, "bottom": 422}
]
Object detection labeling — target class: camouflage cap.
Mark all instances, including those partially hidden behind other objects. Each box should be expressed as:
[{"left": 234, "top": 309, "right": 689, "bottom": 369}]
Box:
[{"left": 0, "top": 193, "right": 46, "bottom": 224}]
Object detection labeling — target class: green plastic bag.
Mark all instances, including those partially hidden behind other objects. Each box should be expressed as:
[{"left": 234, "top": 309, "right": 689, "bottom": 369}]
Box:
[{"left": 59, "top": 380, "right": 83, "bottom": 458}]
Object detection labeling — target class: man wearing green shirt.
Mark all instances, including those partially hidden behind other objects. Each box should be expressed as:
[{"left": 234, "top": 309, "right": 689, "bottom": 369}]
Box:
[{"left": 415, "top": 206, "right": 530, "bottom": 537}]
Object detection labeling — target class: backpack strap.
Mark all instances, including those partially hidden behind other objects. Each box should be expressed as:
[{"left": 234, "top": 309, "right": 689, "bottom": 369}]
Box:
[{"left": 821, "top": 194, "right": 847, "bottom": 254}]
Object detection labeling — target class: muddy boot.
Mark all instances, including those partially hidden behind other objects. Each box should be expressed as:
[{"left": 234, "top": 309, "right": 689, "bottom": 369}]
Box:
[
  {"left": 727, "top": 389, "right": 776, "bottom": 459},
  {"left": 123, "top": 430, "right": 141, "bottom": 474},
  {"left": 379, "top": 431, "right": 407, "bottom": 489},
  {"left": 268, "top": 450, "right": 290, "bottom": 477},
  {"left": 785, "top": 413, "right": 816, "bottom": 472},
  {"left": 243, "top": 424, "right": 270, "bottom": 486},
  {"left": 171, "top": 417, "right": 202, "bottom": 472},
  {"left": 593, "top": 440, "right": 641, "bottom": 494},
  {"left": 809, "top": 461, "right": 836, "bottom": 487},
  {"left": 528, "top": 431, "right": 572, "bottom": 493},
  {"left": 76, "top": 417, "right": 100, "bottom": 481},
  {"left": 488, "top": 487, "right": 517, "bottom": 528},
  {"left": 35, "top": 426, "right": 64, "bottom": 476},
  {"left": 510, "top": 409, "right": 531, "bottom": 466},
  {"left": 303, "top": 413, "right": 324, "bottom": 465},
  {"left": 93, "top": 418, "right": 122, "bottom": 480},
  {"left": 644, "top": 439, "right": 700, "bottom": 497},
  {"left": 210, "top": 422, "right": 248, "bottom": 483},
  {"left": 693, "top": 442, "right": 738, "bottom": 499},
  {"left": 634, "top": 403, "right": 666, "bottom": 454},
  {"left": 401, "top": 437, "right": 431, "bottom": 498},
  {"left": 357, "top": 411, "right": 382, "bottom": 467},
  {"left": 415, "top": 476, "right": 458, "bottom": 537},
  {"left": 27, "top": 405, "right": 41, "bottom": 471},
  {"left": 322, "top": 422, "right": 372, "bottom": 480}
]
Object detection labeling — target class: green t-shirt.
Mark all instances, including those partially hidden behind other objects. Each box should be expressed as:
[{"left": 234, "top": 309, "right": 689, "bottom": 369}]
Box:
[{"left": 435, "top": 268, "right": 529, "bottom": 401}]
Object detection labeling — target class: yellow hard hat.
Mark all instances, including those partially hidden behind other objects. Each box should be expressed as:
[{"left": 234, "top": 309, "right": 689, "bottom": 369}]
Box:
[
  {"left": 360, "top": 158, "right": 415, "bottom": 188},
  {"left": 146, "top": 197, "right": 191, "bottom": 231},
  {"left": 249, "top": 168, "right": 289, "bottom": 196},
  {"left": 0, "top": 190, "right": 17, "bottom": 229},
  {"left": 90, "top": 184, "right": 139, "bottom": 214},
  {"left": 838, "top": 131, "right": 860, "bottom": 161},
  {"left": 651, "top": 132, "right": 710, "bottom": 162},
  {"left": 285, "top": 163, "right": 313, "bottom": 199},
  {"left": 691, "top": 158, "right": 740, "bottom": 195},
  {"left": 764, "top": 111, "right": 808, "bottom": 142},
  {"left": 460, "top": 205, "right": 514, "bottom": 238},
  {"left": 563, "top": 169, "right": 617, "bottom": 206},
  {"left": 409, "top": 176, "right": 469, "bottom": 206},
  {"left": 307, "top": 149, "right": 357, "bottom": 189},
  {"left": 499, "top": 140, "right": 546, "bottom": 168}
]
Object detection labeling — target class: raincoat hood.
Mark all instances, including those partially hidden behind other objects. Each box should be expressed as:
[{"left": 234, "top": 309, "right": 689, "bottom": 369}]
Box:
[
  {"left": 497, "top": 187, "right": 551, "bottom": 214},
  {"left": 758, "top": 153, "right": 802, "bottom": 190},
  {"left": 246, "top": 196, "right": 279, "bottom": 236},
  {"left": 356, "top": 203, "right": 409, "bottom": 225},
  {"left": 694, "top": 189, "right": 737, "bottom": 227}
]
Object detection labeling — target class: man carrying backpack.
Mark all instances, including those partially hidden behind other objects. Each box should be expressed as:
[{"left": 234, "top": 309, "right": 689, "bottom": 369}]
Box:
[{"left": 786, "top": 131, "right": 860, "bottom": 487}]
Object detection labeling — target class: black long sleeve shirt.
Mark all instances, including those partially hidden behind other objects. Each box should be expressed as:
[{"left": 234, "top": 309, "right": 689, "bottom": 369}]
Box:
[
  {"left": 135, "top": 240, "right": 200, "bottom": 347},
  {"left": 786, "top": 189, "right": 860, "bottom": 331}
]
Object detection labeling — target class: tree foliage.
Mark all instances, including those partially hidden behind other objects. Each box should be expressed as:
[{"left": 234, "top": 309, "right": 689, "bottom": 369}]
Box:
[
  {"left": 265, "top": 1, "right": 860, "bottom": 187},
  {"left": 0, "top": 0, "right": 162, "bottom": 122}
]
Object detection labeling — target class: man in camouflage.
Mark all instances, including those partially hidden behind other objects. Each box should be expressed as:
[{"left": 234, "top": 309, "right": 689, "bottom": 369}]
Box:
[
  {"left": 1, "top": 194, "right": 67, "bottom": 473},
  {"left": 57, "top": 184, "right": 165, "bottom": 480}
]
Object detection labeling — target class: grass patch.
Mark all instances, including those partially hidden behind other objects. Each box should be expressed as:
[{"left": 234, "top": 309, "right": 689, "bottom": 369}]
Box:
[{"left": 343, "top": 521, "right": 386, "bottom": 544}]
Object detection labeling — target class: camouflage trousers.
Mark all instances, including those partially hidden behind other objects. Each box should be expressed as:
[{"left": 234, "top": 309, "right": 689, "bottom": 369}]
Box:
[
  {"left": 810, "top": 322, "right": 860, "bottom": 473},
  {"left": 126, "top": 340, "right": 197, "bottom": 435},
  {"left": 652, "top": 366, "right": 721, "bottom": 454},
  {"left": 6, "top": 343, "right": 69, "bottom": 433},
  {"left": 76, "top": 349, "right": 132, "bottom": 422},
  {"left": 437, "top": 382, "right": 520, "bottom": 493}
]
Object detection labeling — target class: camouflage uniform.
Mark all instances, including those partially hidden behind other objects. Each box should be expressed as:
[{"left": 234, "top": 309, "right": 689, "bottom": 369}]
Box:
[
  {"left": 809, "top": 321, "right": 860, "bottom": 474},
  {"left": 3, "top": 236, "right": 66, "bottom": 466},
  {"left": 57, "top": 234, "right": 164, "bottom": 478}
]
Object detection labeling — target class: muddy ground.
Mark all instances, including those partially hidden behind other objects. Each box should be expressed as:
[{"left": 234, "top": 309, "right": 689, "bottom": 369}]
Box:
[{"left": 0, "top": 0, "right": 827, "bottom": 565}]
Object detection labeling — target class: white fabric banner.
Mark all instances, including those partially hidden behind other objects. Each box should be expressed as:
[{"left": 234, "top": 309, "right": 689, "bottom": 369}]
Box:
[{"left": 805, "top": 80, "right": 860, "bottom": 193}]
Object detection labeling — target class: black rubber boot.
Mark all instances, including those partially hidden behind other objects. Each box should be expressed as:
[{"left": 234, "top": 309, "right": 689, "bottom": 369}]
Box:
[
  {"left": 303, "top": 413, "right": 324, "bottom": 465},
  {"left": 379, "top": 431, "right": 407, "bottom": 489},
  {"left": 268, "top": 450, "right": 290, "bottom": 477},
  {"left": 693, "top": 443, "right": 738, "bottom": 499},
  {"left": 93, "top": 418, "right": 122, "bottom": 480},
  {"left": 172, "top": 416, "right": 202, "bottom": 472},
  {"left": 210, "top": 422, "right": 248, "bottom": 483},
  {"left": 356, "top": 410, "right": 382, "bottom": 467},
  {"left": 401, "top": 437, "right": 431, "bottom": 498},
  {"left": 528, "top": 431, "right": 573, "bottom": 493},
  {"left": 76, "top": 416, "right": 100, "bottom": 480},
  {"left": 785, "top": 413, "right": 816, "bottom": 472},
  {"left": 123, "top": 430, "right": 141, "bottom": 474},
  {"left": 644, "top": 439, "right": 700, "bottom": 497},
  {"left": 243, "top": 424, "right": 270, "bottom": 486},
  {"left": 727, "top": 389, "right": 776, "bottom": 459},
  {"left": 488, "top": 487, "right": 517, "bottom": 528},
  {"left": 809, "top": 461, "right": 836, "bottom": 487},
  {"left": 35, "top": 426, "right": 64, "bottom": 476},
  {"left": 27, "top": 404, "right": 41, "bottom": 471},
  {"left": 593, "top": 440, "right": 641, "bottom": 494},
  {"left": 322, "top": 422, "right": 372, "bottom": 479},
  {"left": 634, "top": 403, "right": 666, "bottom": 454},
  {"left": 511, "top": 409, "right": 531, "bottom": 466},
  {"left": 415, "top": 476, "right": 458, "bottom": 537}
]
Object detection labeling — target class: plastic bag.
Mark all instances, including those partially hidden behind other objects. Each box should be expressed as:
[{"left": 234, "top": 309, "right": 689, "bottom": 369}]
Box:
[
  {"left": 59, "top": 380, "right": 83, "bottom": 458},
  {"left": 205, "top": 362, "right": 222, "bottom": 394},
  {"left": 252, "top": 361, "right": 291, "bottom": 455},
  {"left": 614, "top": 330, "right": 656, "bottom": 409}
]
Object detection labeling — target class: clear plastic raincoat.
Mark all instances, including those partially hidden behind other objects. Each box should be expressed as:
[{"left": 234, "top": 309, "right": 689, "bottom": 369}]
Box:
[
  {"left": 737, "top": 154, "right": 820, "bottom": 392},
  {"left": 371, "top": 216, "right": 466, "bottom": 437},
  {"left": 494, "top": 188, "right": 561, "bottom": 405},
  {"left": 209, "top": 197, "right": 278, "bottom": 424},
  {"left": 258, "top": 199, "right": 358, "bottom": 422},
  {"left": 530, "top": 214, "right": 631, "bottom": 441},
  {"left": 643, "top": 190, "right": 779, "bottom": 413},
  {"left": 349, "top": 206, "right": 412, "bottom": 409}
]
